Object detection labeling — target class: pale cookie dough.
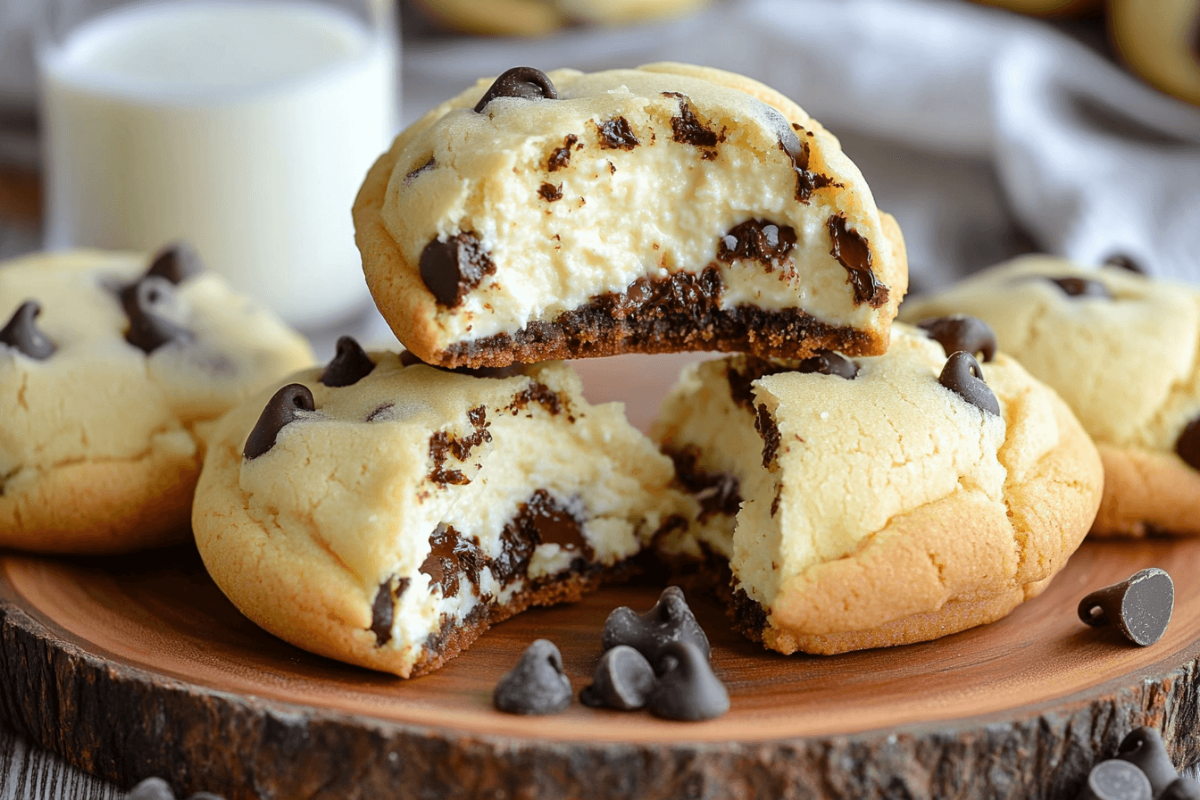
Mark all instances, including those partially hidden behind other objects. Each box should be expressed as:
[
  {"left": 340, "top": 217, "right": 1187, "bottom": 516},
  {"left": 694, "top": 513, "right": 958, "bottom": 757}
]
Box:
[
  {"left": 1109, "top": 0, "right": 1200, "bottom": 107},
  {"left": 901, "top": 255, "right": 1200, "bottom": 536},
  {"left": 0, "top": 246, "right": 314, "bottom": 554},
  {"left": 193, "top": 345, "right": 686, "bottom": 677},
  {"left": 413, "top": 0, "right": 713, "bottom": 36},
  {"left": 968, "top": 0, "right": 1099, "bottom": 16},
  {"left": 652, "top": 323, "right": 1101, "bottom": 655},
  {"left": 354, "top": 62, "right": 907, "bottom": 368}
]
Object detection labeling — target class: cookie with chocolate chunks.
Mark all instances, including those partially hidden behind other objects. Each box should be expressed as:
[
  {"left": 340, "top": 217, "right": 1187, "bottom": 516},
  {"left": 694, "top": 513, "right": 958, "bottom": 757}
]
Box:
[
  {"left": 652, "top": 323, "right": 1101, "bottom": 656},
  {"left": 901, "top": 254, "right": 1200, "bottom": 537},
  {"left": 354, "top": 62, "right": 907, "bottom": 369},
  {"left": 0, "top": 248, "right": 312, "bottom": 555}
]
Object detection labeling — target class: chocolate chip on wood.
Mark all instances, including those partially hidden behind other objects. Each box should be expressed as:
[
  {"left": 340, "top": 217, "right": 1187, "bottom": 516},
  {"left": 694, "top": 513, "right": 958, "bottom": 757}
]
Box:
[
  {"left": 579, "top": 645, "right": 656, "bottom": 711},
  {"left": 1078, "top": 759, "right": 1153, "bottom": 800},
  {"left": 1116, "top": 727, "right": 1178, "bottom": 796},
  {"left": 493, "top": 639, "right": 572, "bottom": 715},
  {"left": 1078, "top": 568, "right": 1174, "bottom": 646},
  {"left": 602, "top": 585, "right": 711, "bottom": 662},
  {"left": 647, "top": 640, "right": 729, "bottom": 722}
]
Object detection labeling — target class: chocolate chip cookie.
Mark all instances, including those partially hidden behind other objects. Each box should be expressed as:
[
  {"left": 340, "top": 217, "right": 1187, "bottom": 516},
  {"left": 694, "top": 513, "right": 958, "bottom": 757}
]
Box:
[
  {"left": 354, "top": 62, "right": 908, "bottom": 369},
  {"left": 192, "top": 347, "right": 687, "bottom": 677},
  {"left": 901, "top": 255, "right": 1200, "bottom": 537},
  {"left": 652, "top": 323, "right": 1102, "bottom": 655},
  {"left": 0, "top": 246, "right": 314, "bottom": 554}
]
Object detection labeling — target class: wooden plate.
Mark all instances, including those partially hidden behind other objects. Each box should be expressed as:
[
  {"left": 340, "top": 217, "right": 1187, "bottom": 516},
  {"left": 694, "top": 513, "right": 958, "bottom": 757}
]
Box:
[{"left": 1, "top": 355, "right": 1198, "bottom": 800}]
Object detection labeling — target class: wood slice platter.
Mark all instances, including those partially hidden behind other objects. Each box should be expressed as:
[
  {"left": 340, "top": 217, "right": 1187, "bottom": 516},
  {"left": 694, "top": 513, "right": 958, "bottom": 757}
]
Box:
[{"left": 1, "top": 355, "right": 1199, "bottom": 800}]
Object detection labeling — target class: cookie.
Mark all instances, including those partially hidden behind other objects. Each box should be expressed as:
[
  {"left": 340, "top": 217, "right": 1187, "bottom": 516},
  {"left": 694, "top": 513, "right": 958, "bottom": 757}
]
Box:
[
  {"left": 900, "top": 255, "right": 1200, "bottom": 536},
  {"left": 192, "top": 346, "right": 686, "bottom": 677},
  {"left": 354, "top": 62, "right": 908, "bottom": 369},
  {"left": 0, "top": 246, "right": 314, "bottom": 555},
  {"left": 652, "top": 323, "right": 1102, "bottom": 655},
  {"left": 1109, "top": 0, "right": 1200, "bottom": 107},
  {"left": 412, "top": 0, "right": 712, "bottom": 36},
  {"left": 967, "top": 0, "right": 1100, "bottom": 16}
]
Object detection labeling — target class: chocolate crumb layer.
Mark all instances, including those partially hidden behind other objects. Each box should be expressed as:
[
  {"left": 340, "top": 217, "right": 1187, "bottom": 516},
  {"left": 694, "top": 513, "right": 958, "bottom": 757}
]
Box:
[{"left": 729, "top": 587, "right": 769, "bottom": 643}]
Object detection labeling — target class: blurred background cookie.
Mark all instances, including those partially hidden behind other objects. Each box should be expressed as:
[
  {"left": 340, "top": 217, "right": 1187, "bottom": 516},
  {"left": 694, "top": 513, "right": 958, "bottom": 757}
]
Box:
[
  {"left": 1109, "top": 0, "right": 1200, "bottom": 107},
  {"left": 408, "top": 0, "right": 713, "bottom": 36}
]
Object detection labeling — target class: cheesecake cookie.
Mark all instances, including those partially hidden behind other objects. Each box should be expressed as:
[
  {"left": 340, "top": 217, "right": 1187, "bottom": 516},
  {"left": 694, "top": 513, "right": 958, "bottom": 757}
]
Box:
[
  {"left": 193, "top": 346, "right": 686, "bottom": 677},
  {"left": 354, "top": 62, "right": 907, "bottom": 368},
  {"left": 652, "top": 323, "right": 1102, "bottom": 655},
  {"left": 412, "top": 0, "right": 712, "bottom": 37},
  {"left": 901, "top": 255, "right": 1200, "bottom": 536},
  {"left": 0, "top": 246, "right": 314, "bottom": 554},
  {"left": 1109, "top": 0, "right": 1200, "bottom": 107}
]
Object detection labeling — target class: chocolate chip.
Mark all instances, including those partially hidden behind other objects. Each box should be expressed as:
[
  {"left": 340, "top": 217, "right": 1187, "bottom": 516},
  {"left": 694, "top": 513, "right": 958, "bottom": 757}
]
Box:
[
  {"left": 1175, "top": 417, "right": 1200, "bottom": 471},
  {"left": 602, "top": 586, "right": 711, "bottom": 662},
  {"left": 473, "top": 67, "right": 557, "bottom": 113},
  {"left": 1079, "top": 760, "right": 1153, "bottom": 800},
  {"left": 597, "top": 117, "right": 639, "bottom": 150},
  {"left": 797, "top": 350, "right": 858, "bottom": 379},
  {"left": 404, "top": 157, "right": 435, "bottom": 186},
  {"left": 667, "top": 447, "right": 741, "bottom": 523},
  {"left": 1078, "top": 568, "right": 1173, "bottom": 646},
  {"left": 716, "top": 220, "right": 796, "bottom": 268},
  {"left": 1160, "top": 778, "right": 1200, "bottom": 799},
  {"left": 1116, "top": 727, "right": 1178, "bottom": 796},
  {"left": 369, "top": 577, "right": 409, "bottom": 646},
  {"left": 1046, "top": 275, "right": 1112, "bottom": 299},
  {"left": 647, "top": 640, "right": 729, "bottom": 722},
  {"left": 1104, "top": 254, "right": 1144, "bottom": 274},
  {"left": 664, "top": 92, "right": 719, "bottom": 149},
  {"left": 243, "top": 383, "right": 315, "bottom": 460},
  {"left": 121, "top": 276, "right": 192, "bottom": 354},
  {"left": 493, "top": 639, "right": 572, "bottom": 715},
  {"left": 320, "top": 336, "right": 375, "bottom": 387},
  {"left": 827, "top": 215, "right": 888, "bottom": 308},
  {"left": 419, "top": 524, "right": 484, "bottom": 599},
  {"left": 419, "top": 232, "right": 496, "bottom": 309},
  {"left": 0, "top": 300, "right": 56, "bottom": 360},
  {"left": 917, "top": 315, "right": 997, "bottom": 362},
  {"left": 754, "top": 403, "right": 781, "bottom": 467},
  {"left": 547, "top": 134, "right": 577, "bottom": 172},
  {"left": 146, "top": 242, "right": 203, "bottom": 284},
  {"left": 538, "top": 182, "right": 562, "bottom": 202},
  {"left": 580, "top": 645, "right": 656, "bottom": 711},
  {"left": 128, "top": 777, "right": 176, "bottom": 800},
  {"left": 938, "top": 351, "right": 1000, "bottom": 416}
]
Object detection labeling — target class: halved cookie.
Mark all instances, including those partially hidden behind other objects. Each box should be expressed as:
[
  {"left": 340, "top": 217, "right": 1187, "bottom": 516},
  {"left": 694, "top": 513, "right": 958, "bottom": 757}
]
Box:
[
  {"left": 901, "top": 255, "right": 1200, "bottom": 537},
  {"left": 193, "top": 345, "right": 687, "bottom": 677},
  {"left": 354, "top": 62, "right": 907, "bottom": 368},
  {"left": 652, "top": 323, "right": 1102, "bottom": 655}
]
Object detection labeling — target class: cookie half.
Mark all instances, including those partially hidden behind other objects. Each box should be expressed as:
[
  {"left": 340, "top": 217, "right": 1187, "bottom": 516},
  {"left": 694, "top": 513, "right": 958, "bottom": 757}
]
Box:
[
  {"left": 0, "top": 247, "right": 314, "bottom": 554},
  {"left": 193, "top": 348, "right": 686, "bottom": 677},
  {"left": 354, "top": 62, "right": 907, "bottom": 368},
  {"left": 901, "top": 255, "right": 1200, "bottom": 536},
  {"left": 652, "top": 323, "right": 1102, "bottom": 655}
]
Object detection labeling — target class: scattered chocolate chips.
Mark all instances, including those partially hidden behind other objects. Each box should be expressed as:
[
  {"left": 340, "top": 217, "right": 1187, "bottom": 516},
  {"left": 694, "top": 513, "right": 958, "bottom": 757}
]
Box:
[
  {"left": 664, "top": 92, "right": 720, "bottom": 150},
  {"left": 1078, "top": 759, "right": 1153, "bottom": 800},
  {"left": 797, "top": 350, "right": 859, "bottom": 379},
  {"left": 602, "top": 585, "right": 711, "bottom": 662},
  {"left": 828, "top": 215, "right": 889, "bottom": 309},
  {"left": 917, "top": 315, "right": 997, "bottom": 362},
  {"left": 404, "top": 157, "right": 436, "bottom": 186},
  {"left": 0, "top": 300, "right": 56, "bottom": 360},
  {"left": 1175, "top": 416, "right": 1200, "bottom": 471},
  {"left": 319, "top": 335, "right": 375, "bottom": 387},
  {"left": 369, "top": 576, "right": 410, "bottom": 646},
  {"left": 754, "top": 403, "right": 782, "bottom": 468},
  {"left": 243, "top": 383, "right": 315, "bottom": 460},
  {"left": 420, "top": 524, "right": 484, "bottom": 599},
  {"left": 1046, "top": 275, "right": 1112, "bottom": 299},
  {"left": 493, "top": 639, "right": 572, "bottom": 715},
  {"left": 473, "top": 66, "right": 557, "bottom": 113},
  {"left": 1078, "top": 568, "right": 1174, "bottom": 646},
  {"left": 419, "top": 232, "right": 496, "bottom": 309},
  {"left": 547, "top": 134, "right": 577, "bottom": 171},
  {"left": 647, "top": 640, "right": 729, "bottom": 722},
  {"left": 716, "top": 220, "right": 796, "bottom": 268},
  {"left": 580, "top": 644, "right": 657, "bottom": 710},
  {"left": 938, "top": 351, "right": 1000, "bottom": 416},
  {"left": 121, "top": 275, "right": 192, "bottom": 353},
  {"left": 1117, "top": 727, "right": 1179, "bottom": 796},
  {"left": 538, "top": 182, "right": 563, "bottom": 202},
  {"left": 1104, "top": 254, "right": 1144, "bottom": 274},
  {"left": 597, "top": 117, "right": 639, "bottom": 150}
]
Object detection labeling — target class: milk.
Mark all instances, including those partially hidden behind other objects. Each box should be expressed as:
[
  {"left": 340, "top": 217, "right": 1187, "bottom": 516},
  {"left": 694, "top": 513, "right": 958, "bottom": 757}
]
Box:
[{"left": 39, "top": 0, "right": 398, "bottom": 328}]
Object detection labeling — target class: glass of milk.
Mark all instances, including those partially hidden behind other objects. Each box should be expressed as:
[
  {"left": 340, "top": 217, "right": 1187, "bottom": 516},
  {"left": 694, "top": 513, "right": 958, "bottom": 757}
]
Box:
[{"left": 37, "top": 0, "right": 399, "bottom": 329}]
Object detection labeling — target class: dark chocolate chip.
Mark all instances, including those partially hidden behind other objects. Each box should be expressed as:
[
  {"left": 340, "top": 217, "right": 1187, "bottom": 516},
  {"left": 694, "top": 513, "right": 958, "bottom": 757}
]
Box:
[
  {"left": 917, "top": 315, "right": 998, "bottom": 363},
  {"left": 761, "top": 105, "right": 836, "bottom": 204},
  {"left": 579, "top": 644, "right": 656, "bottom": 710},
  {"left": 1104, "top": 254, "right": 1144, "bottom": 274},
  {"left": 538, "top": 182, "right": 562, "bottom": 202},
  {"left": 121, "top": 276, "right": 192, "bottom": 354},
  {"left": 146, "top": 242, "right": 203, "bottom": 284},
  {"left": 492, "top": 639, "right": 572, "bottom": 715},
  {"left": 473, "top": 67, "right": 557, "bottom": 113},
  {"left": 827, "top": 215, "right": 888, "bottom": 308},
  {"left": 369, "top": 577, "right": 410, "bottom": 646},
  {"left": 243, "top": 383, "right": 315, "bottom": 460},
  {"left": 1175, "top": 417, "right": 1200, "bottom": 471},
  {"left": 548, "top": 134, "right": 577, "bottom": 171},
  {"left": 1079, "top": 759, "right": 1153, "bottom": 800},
  {"left": 602, "top": 585, "right": 711, "bottom": 662},
  {"left": 0, "top": 300, "right": 56, "bottom": 360},
  {"left": 938, "top": 351, "right": 1000, "bottom": 416},
  {"left": 320, "top": 335, "right": 375, "bottom": 387},
  {"left": 1160, "top": 777, "right": 1200, "bottom": 799},
  {"left": 647, "top": 640, "right": 729, "bottom": 722},
  {"left": 664, "top": 92, "right": 719, "bottom": 149},
  {"left": 1078, "top": 568, "right": 1174, "bottom": 647},
  {"left": 716, "top": 219, "right": 796, "bottom": 267},
  {"left": 427, "top": 412, "right": 492, "bottom": 487},
  {"left": 1047, "top": 275, "right": 1112, "bottom": 299},
  {"left": 1116, "top": 727, "right": 1178, "bottom": 796},
  {"left": 754, "top": 403, "right": 781, "bottom": 468},
  {"left": 419, "top": 232, "right": 496, "bottom": 309},
  {"left": 597, "top": 117, "right": 639, "bottom": 150},
  {"left": 128, "top": 777, "right": 176, "bottom": 800},
  {"left": 796, "top": 350, "right": 858, "bottom": 379},
  {"left": 404, "top": 157, "right": 436, "bottom": 186},
  {"left": 419, "top": 524, "right": 483, "bottom": 599}
]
